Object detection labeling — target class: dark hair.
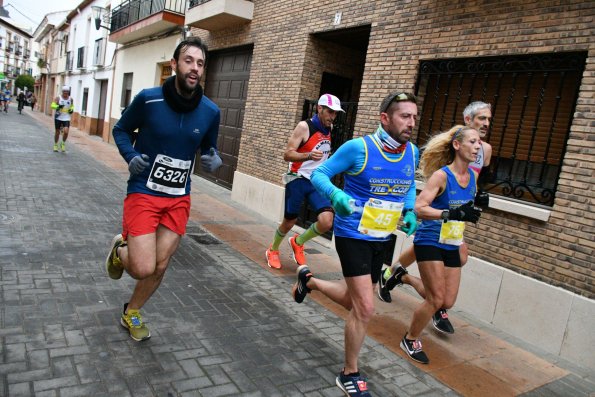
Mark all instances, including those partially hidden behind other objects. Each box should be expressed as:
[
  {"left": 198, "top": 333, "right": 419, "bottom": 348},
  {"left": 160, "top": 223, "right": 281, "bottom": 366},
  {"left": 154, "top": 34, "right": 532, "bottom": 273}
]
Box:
[
  {"left": 379, "top": 92, "right": 417, "bottom": 114},
  {"left": 173, "top": 37, "right": 209, "bottom": 64}
]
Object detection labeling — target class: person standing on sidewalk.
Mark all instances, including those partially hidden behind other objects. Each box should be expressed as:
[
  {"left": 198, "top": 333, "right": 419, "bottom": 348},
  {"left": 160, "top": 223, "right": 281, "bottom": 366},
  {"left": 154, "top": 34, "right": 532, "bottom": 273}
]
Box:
[
  {"left": 293, "top": 92, "right": 419, "bottom": 396},
  {"left": 265, "top": 94, "right": 342, "bottom": 269},
  {"left": 30, "top": 94, "right": 37, "bottom": 111},
  {"left": 399, "top": 125, "right": 482, "bottom": 364},
  {"left": 104, "top": 37, "right": 222, "bottom": 342},
  {"left": 2, "top": 88, "right": 11, "bottom": 113},
  {"left": 50, "top": 86, "right": 75, "bottom": 152},
  {"left": 378, "top": 101, "right": 493, "bottom": 334}
]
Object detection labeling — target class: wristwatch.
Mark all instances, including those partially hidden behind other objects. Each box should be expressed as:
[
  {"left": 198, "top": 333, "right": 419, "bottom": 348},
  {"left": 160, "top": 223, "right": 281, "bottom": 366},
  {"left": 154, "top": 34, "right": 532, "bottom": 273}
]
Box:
[{"left": 441, "top": 210, "right": 450, "bottom": 221}]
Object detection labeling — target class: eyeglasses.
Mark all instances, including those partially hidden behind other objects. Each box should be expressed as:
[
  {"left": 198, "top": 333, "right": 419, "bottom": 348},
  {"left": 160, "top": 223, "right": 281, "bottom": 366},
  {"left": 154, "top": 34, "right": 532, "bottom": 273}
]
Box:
[{"left": 381, "top": 92, "right": 412, "bottom": 113}]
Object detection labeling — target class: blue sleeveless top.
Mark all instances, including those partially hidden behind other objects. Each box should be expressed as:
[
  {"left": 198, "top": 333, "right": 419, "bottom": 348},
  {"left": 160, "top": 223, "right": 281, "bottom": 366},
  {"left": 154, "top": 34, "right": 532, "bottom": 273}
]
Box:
[
  {"left": 334, "top": 135, "right": 416, "bottom": 241},
  {"left": 413, "top": 166, "right": 477, "bottom": 250}
]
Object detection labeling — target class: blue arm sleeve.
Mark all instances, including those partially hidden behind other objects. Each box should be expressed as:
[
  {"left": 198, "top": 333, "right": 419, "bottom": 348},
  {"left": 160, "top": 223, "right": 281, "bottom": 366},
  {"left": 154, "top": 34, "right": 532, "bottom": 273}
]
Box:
[
  {"left": 199, "top": 109, "right": 220, "bottom": 155},
  {"left": 112, "top": 91, "right": 146, "bottom": 164},
  {"left": 404, "top": 144, "right": 420, "bottom": 210},
  {"left": 311, "top": 138, "right": 366, "bottom": 199}
]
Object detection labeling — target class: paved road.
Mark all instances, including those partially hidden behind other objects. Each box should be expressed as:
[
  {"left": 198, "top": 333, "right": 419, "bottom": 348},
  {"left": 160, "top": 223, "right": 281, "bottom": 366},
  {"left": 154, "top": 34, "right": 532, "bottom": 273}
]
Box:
[{"left": 0, "top": 109, "right": 460, "bottom": 396}]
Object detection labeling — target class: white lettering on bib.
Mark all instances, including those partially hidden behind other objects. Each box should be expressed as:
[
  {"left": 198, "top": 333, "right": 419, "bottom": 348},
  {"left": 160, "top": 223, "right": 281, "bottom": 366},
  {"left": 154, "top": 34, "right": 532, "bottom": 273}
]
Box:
[
  {"left": 357, "top": 199, "right": 404, "bottom": 238},
  {"left": 146, "top": 154, "right": 191, "bottom": 195},
  {"left": 439, "top": 221, "right": 465, "bottom": 245}
]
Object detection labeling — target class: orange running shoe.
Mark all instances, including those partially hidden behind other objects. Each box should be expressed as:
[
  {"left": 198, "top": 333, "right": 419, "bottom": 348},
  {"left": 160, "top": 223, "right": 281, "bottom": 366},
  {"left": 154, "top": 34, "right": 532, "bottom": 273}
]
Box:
[
  {"left": 288, "top": 235, "right": 306, "bottom": 266},
  {"left": 265, "top": 245, "right": 282, "bottom": 269}
]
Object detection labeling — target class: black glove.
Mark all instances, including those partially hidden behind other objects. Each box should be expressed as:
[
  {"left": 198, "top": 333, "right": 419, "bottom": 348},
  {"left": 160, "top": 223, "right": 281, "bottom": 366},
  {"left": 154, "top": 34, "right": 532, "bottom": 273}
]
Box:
[
  {"left": 474, "top": 190, "right": 489, "bottom": 208},
  {"left": 447, "top": 201, "right": 481, "bottom": 223}
]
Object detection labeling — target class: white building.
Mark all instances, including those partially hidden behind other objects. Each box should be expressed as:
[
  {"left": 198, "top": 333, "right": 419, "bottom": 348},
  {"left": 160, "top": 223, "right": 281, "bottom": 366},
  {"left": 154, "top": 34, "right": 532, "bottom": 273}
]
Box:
[
  {"left": 33, "top": 11, "right": 69, "bottom": 114},
  {"left": 0, "top": 16, "right": 35, "bottom": 94},
  {"left": 105, "top": 0, "right": 186, "bottom": 142},
  {"left": 60, "top": 0, "right": 117, "bottom": 138}
]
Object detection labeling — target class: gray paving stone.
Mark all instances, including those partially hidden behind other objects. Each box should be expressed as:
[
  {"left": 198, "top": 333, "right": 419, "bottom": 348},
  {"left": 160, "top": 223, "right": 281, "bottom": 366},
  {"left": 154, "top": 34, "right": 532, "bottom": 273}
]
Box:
[{"left": 33, "top": 375, "right": 79, "bottom": 392}]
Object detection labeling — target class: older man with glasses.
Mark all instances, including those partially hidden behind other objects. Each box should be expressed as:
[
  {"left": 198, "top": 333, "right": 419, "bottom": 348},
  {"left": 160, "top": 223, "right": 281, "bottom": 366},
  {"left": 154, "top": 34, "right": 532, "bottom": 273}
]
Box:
[{"left": 290, "top": 92, "right": 420, "bottom": 397}]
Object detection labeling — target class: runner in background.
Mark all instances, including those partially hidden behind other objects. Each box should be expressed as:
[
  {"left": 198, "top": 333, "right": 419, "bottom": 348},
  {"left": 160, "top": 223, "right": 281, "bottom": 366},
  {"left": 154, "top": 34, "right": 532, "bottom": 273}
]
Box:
[{"left": 265, "top": 94, "right": 343, "bottom": 269}]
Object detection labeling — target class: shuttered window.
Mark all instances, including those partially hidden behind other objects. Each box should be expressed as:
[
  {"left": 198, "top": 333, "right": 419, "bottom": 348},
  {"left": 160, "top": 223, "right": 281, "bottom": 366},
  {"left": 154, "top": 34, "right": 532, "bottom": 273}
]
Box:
[{"left": 415, "top": 52, "right": 587, "bottom": 207}]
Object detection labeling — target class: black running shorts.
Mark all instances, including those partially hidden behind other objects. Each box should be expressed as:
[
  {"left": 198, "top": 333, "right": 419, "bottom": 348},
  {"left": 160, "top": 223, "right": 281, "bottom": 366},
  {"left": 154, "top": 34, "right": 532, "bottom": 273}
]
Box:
[
  {"left": 335, "top": 236, "right": 391, "bottom": 283},
  {"left": 55, "top": 119, "right": 70, "bottom": 130},
  {"left": 414, "top": 244, "right": 461, "bottom": 268}
]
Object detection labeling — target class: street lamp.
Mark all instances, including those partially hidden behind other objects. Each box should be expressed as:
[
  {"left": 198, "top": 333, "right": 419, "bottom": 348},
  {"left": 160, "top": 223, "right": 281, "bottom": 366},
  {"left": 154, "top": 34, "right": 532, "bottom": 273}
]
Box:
[{"left": 92, "top": 6, "right": 110, "bottom": 31}]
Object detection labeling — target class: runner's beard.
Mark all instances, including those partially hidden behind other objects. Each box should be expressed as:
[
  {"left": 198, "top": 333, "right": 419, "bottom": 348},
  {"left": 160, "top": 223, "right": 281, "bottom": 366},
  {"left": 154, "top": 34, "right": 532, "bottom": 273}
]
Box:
[{"left": 176, "top": 73, "right": 198, "bottom": 97}]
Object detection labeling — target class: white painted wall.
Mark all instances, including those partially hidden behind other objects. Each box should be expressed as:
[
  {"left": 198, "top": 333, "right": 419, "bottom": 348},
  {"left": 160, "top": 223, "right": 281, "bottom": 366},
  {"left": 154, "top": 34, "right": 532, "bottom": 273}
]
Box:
[{"left": 109, "top": 35, "right": 180, "bottom": 121}]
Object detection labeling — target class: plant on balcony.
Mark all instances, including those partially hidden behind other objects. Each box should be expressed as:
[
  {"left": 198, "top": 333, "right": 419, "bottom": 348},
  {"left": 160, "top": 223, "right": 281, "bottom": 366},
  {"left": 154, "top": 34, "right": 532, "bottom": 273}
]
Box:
[{"left": 37, "top": 58, "right": 48, "bottom": 69}]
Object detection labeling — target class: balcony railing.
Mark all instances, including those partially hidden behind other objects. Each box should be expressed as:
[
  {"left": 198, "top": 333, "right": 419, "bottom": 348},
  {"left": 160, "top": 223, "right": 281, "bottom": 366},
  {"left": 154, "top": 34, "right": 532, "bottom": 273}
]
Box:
[{"left": 110, "top": 0, "right": 185, "bottom": 33}]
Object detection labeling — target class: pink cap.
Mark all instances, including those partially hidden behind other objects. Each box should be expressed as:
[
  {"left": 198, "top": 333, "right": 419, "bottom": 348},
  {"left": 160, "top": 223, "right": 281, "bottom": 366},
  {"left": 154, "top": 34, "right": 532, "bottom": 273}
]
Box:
[{"left": 317, "top": 94, "right": 345, "bottom": 112}]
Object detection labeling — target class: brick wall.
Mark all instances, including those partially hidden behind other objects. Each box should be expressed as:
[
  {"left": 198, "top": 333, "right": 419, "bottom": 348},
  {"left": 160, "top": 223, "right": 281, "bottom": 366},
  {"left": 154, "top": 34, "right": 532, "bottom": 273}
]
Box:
[{"left": 192, "top": 0, "right": 594, "bottom": 298}]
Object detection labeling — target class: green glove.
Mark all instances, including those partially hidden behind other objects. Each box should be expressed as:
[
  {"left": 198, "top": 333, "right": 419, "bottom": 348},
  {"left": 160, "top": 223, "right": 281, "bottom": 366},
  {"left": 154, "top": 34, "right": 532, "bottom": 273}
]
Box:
[
  {"left": 330, "top": 190, "right": 354, "bottom": 217},
  {"left": 401, "top": 210, "right": 418, "bottom": 236}
]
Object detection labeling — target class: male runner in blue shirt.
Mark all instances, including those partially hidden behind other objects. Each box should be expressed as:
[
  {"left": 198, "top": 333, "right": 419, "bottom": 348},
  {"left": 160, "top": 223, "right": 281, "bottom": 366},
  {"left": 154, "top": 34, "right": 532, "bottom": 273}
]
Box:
[
  {"left": 292, "top": 92, "right": 420, "bottom": 396},
  {"left": 104, "top": 37, "right": 222, "bottom": 341}
]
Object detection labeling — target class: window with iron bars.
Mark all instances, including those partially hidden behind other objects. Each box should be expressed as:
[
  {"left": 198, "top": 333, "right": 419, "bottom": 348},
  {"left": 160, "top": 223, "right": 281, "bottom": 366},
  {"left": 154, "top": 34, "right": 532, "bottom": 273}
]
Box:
[{"left": 414, "top": 52, "right": 586, "bottom": 207}]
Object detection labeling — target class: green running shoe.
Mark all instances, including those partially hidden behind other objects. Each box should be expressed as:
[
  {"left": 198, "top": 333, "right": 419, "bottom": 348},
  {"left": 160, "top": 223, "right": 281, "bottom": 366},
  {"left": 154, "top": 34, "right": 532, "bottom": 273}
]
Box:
[{"left": 120, "top": 303, "right": 151, "bottom": 341}]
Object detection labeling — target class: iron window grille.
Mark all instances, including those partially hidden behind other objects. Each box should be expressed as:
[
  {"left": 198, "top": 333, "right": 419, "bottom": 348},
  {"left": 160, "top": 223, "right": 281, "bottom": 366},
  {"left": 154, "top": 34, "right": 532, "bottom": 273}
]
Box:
[{"left": 415, "top": 52, "right": 587, "bottom": 207}]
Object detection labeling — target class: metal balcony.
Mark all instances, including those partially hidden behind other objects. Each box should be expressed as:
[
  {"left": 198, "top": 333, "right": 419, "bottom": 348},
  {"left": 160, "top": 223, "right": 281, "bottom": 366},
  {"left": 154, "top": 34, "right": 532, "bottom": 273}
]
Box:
[
  {"left": 186, "top": 0, "right": 253, "bottom": 31},
  {"left": 109, "top": 0, "right": 186, "bottom": 44}
]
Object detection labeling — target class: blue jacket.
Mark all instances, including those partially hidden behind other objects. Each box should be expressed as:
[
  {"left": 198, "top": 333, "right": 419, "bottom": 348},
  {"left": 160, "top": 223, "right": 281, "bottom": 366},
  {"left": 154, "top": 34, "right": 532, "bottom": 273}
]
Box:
[{"left": 113, "top": 86, "right": 220, "bottom": 197}]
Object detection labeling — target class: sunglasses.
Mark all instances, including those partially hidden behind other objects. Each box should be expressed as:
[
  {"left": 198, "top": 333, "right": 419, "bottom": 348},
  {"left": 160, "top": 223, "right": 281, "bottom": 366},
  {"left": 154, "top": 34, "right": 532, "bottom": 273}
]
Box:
[{"left": 381, "top": 92, "right": 411, "bottom": 113}]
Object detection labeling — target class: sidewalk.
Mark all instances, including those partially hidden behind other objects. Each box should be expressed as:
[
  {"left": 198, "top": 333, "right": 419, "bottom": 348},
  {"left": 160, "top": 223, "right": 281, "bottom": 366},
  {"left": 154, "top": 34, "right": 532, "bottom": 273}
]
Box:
[{"left": 1, "top": 107, "right": 593, "bottom": 396}]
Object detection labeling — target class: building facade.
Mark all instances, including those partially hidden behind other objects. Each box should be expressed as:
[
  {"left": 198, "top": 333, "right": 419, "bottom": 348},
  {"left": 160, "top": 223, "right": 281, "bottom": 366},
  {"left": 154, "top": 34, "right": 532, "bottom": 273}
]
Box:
[
  {"left": 60, "top": 0, "right": 118, "bottom": 138},
  {"left": 106, "top": 0, "right": 186, "bottom": 142},
  {"left": 33, "top": 11, "right": 69, "bottom": 115},
  {"left": 0, "top": 17, "right": 34, "bottom": 94}
]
